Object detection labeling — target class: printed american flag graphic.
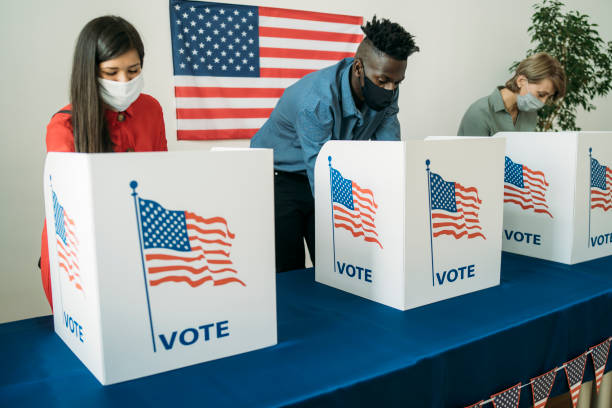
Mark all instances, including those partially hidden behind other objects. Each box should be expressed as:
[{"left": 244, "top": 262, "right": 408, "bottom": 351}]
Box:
[
  {"left": 564, "top": 352, "right": 588, "bottom": 408},
  {"left": 331, "top": 164, "right": 382, "bottom": 248},
  {"left": 504, "top": 156, "right": 552, "bottom": 218},
  {"left": 137, "top": 197, "right": 245, "bottom": 288},
  {"left": 52, "top": 190, "right": 83, "bottom": 293},
  {"left": 589, "top": 338, "right": 611, "bottom": 393},
  {"left": 430, "top": 171, "right": 485, "bottom": 240},
  {"left": 530, "top": 367, "right": 557, "bottom": 408},
  {"left": 590, "top": 156, "right": 612, "bottom": 211},
  {"left": 491, "top": 382, "right": 521, "bottom": 408},
  {"left": 170, "top": 0, "right": 363, "bottom": 140}
]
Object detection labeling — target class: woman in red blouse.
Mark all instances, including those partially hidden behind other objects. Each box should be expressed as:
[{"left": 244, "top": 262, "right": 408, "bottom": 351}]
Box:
[{"left": 41, "top": 16, "right": 168, "bottom": 308}]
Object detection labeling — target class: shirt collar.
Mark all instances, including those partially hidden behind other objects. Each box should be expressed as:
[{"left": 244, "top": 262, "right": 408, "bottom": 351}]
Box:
[
  {"left": 490, "top": 86, "right": 507, "bottom": 113},
  {"left": 340, "top": 58, "right": 363, "bottom": 122}
]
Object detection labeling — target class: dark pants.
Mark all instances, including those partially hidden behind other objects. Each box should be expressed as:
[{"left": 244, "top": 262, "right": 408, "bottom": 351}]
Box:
[{"left": 274, "top": 170, "right": 315, "bottom": 272}]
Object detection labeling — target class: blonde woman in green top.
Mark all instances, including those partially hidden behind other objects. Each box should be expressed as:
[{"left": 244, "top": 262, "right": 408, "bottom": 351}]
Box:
[{"left": 458, "top": 53, "right": 566, "bottom": 136}]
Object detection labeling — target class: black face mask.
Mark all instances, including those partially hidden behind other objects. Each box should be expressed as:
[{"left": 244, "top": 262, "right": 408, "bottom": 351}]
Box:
[{"left": 361, "top": 66, "right": 396, "bottom": 111}]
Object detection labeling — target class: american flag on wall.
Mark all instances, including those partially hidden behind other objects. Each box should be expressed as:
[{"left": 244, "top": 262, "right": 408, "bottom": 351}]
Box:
[
  {"left": 169, "top": 0, "right": 363, "bottom": 140},
  {"left": 429, "top": 170, "right": 485, "bottom": 240},
  {"left": 589, "top": 338, "right": 611, "bottom": 393},
  {"left": 564, "top": 352, "right": 588, "bottom": 408},
  {"left": 490, "top": 382, "right": 521, "bottom": 408},
  {"left": 52, "top": 190, "right": 83, "bottom": 293},
  {"left": 136, "top": 196, "right": 245, "bottom": 288},
  {"left": 330, "top": 161, "right": 382, "bottom": 249},
  {"left": 504, "top": 156, "right": 552, "bottom": 218},
  {"left": 590, "top": 156, "right": 612, "bottom": 211},
  {"left": 530, "top": 367, "right": 557, "bottom": 408}
]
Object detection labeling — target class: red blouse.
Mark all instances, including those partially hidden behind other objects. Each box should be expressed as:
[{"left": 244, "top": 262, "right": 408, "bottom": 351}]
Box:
[{"left": 41, "top": 94, "right": 168, "bottom": 309}]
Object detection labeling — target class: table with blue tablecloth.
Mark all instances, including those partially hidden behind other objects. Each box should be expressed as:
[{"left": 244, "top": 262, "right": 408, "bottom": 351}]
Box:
[{"left": 1, "top": 253, "right": 611, "bottom": 407}]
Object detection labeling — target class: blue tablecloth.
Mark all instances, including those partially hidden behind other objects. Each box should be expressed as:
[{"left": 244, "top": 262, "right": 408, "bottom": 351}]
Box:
[{"left": 1, "top": 253, "right": 611, "bottom": 407}]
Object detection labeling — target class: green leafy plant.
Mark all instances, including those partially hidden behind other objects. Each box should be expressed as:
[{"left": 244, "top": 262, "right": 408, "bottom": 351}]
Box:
[{"left": 511, "top": 0, "right": 612, "bottom": 131}]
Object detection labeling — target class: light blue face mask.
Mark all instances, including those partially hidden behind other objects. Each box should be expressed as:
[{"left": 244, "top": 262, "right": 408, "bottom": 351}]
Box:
[{"left": 516, "top": 91, "right": 544, "bottom": 112}]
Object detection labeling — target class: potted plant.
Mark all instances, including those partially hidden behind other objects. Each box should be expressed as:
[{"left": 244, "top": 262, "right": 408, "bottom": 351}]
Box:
[{"left": 512, "top": 0, "right": 612, "bottom": 131}]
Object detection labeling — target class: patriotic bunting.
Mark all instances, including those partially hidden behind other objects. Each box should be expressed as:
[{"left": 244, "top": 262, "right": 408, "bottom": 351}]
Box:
[
  {"left": 563, "top": 352, "right": 588, "bottom": 408},
  {"left": 491, "top": 382, "right": 521, "bottom": 408},
  {"left": 464, "top": 337, "right": 611, "bottom": 408},
  {"left": 530, "top": 367, "right": 557, "bottom": 408},
  {"left": 589, "top": 338, "right": 611, "bottom": 393}
]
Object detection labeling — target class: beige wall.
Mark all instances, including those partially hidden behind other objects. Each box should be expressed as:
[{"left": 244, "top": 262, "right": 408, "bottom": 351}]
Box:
[{"left": 1, "top": 0, "right": 611, "bottom": 323}]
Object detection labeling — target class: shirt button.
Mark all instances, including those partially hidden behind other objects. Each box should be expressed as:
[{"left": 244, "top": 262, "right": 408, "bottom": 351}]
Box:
[{"left": 117, "top": 113, "right": 125, "bottom": 122}]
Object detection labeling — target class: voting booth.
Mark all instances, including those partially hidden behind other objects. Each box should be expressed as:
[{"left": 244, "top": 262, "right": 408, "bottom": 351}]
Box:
[
  {"left": 43, "top": 150, "right": 277, "bottom": 385},
  {"left": 314, "top": 139, "right": 505, "bottom": 311},
  {"left": 495, "top": 131, "right": 612, "bottom": 264}
]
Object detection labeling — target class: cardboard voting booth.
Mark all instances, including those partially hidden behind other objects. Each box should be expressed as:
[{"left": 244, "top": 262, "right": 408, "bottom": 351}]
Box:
[
  {"left": 43, "top": 150, "right": 277, "bottom": 385},
  {"left": 314, "top": 139, "right": 505, "bottom": 311},
  {"left": 495, "top": 131, "right": 612, "bottom": 264}
]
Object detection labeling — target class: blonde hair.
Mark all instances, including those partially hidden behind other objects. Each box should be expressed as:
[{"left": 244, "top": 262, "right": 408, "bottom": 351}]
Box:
[{"left": 505, "top": 52, "right": 566, "bottom": 102}]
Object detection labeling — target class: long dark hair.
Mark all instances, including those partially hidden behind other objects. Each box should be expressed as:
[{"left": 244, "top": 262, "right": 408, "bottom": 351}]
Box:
[{"left": 70, "top": 16, "right": 145, "bottom": 152}]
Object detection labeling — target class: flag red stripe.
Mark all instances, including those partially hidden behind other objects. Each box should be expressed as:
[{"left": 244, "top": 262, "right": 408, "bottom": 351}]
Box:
[
  {"left": 260, "top": 67, "right": 317, "bottom": 78},
  {"left": 353, "top": 190, "right": 377, "bottom": 209},
  {"left": 175, "top": 87, "right": 285, "bottom": 98},
  {"left": 333, "top": 214, "right": 378, "bottom": 236},
  {"left": 333, "top": 203, "right": 374, "bottom": 223},
  {"left": 455, "top": 183, "right": 481, "bottom": 203},
  {"left": 431, "top": 212, "right": 477, "bottom": 221},
  {"left": 56, "top": 239, "right": 80, "bottom": 269},
  {"left": 504, "top": 191, "right": 550, "bottom": 208},
  {"left": 433, "top": 230, "right": 486, "bottom": 240},
  {"left": 591, "top": 203, "right": 612, "bottom": 211},
  {"left": 146, "top": 253, "right": 204, "bottom": 262},
  {"left": 178, "top": 129, "right": 259, "bottom": 140},
  {"left": 455, "top": 191, "right": 481, "bottom": 204},
  {"left": 259, "top": 47, "right": 355, "bottom": 60},
  {"left": 334, "top": 223, "right": 383, "bottom": 248},
  {"left": 504, "top": 198, "right": 553, "bottom": 217},
  {"left": 148, "top": 264, "right": 237, "bottom": 275},
  {"left": 258, "top": 6, "right": 363, "bottom": 25},
  {"left": 149, "top": 275, "right": 246, "bottom": 287},
  {"left": 259, "top": 26, "right": 362, "bottom": 43},
  {"left": 185, "top": 212, "right": 235, "bottom": 238},
  {"left": 523, "top": 165, "right": 549, "bottom": 186},
  {"left": 433, "top": 221, "right": 482, "bottom": 231},
  {"left": 176, "top": 108, "right": 273, "bottom": 119},
  {"left": 352, "top": 182, "right": 377, "bottom": 205},
  {"left": 524, "top": 173, "right": 548, "bottom": 189},
  {"left": 207, "top": 259, "right": 233, "bottom": 265},
  {"left": 505, "top": 183, "right": 545, "bottom": 198},
  {"left": 187, "top": 224, "right": 231, "bottom": 239},
  {"left": 456, "top": 201, "right": 479, "bottom": 210},
  {"left": 189, "top": 236, "right": 232, "bottom": 246}
]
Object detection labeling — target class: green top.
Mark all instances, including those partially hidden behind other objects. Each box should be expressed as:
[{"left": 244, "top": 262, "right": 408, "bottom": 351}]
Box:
[{"left": 457, "top": 87, "right": 538, "bottom": 136}]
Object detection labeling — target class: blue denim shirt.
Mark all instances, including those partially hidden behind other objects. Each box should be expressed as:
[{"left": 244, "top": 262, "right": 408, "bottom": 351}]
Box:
[{"left": 250, "top": 57, "right": 400, "bottom": 193}]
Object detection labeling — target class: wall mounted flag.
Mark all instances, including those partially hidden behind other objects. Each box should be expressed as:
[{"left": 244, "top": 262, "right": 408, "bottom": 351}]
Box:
[
  {"left": 589, "top": 338, "right": 611, "bottom": 393},
  {"left": 504, "top": 156, "right": 552, "bottom": 218},
  {"left": 530, "top": 367, "right": 556, "bottom": 408},
  {"left": 329, "top": 156, "right": 382, "bottom": 249},
  {"left": 169, "top": 0, "right": 363, "bottom": 140},
  {"left": 590, "top": 150, "right": 612, "bottom": 212},
  {"left": 426, "top": 160, "right": 485, "bottom": 240},
  {"left": 564, "top": 352, "right": 588, "bottom": 408},
  {"left": 52, "top": 187, "right": 83, "bottom": 294},
  {"left": 491, "top": 382, "right": 521, "bottom": 408}
]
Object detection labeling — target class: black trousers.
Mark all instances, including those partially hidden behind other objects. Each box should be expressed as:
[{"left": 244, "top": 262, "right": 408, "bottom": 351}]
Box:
[{"left": 274, "top": 170, "right": 315, "bottom": 272}]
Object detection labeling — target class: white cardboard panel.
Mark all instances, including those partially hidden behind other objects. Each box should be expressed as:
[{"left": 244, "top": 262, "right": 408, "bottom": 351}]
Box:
[{"left": 44, "top": 150, "right": 277, "bottom": 385}]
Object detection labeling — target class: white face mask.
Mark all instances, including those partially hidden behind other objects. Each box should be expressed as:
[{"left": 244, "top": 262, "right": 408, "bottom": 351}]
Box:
[{"left": 98, "top": 73, "right": 144, "bottom": 112}]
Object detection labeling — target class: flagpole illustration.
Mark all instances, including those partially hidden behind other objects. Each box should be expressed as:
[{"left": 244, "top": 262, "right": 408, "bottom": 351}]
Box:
[
  {"left": 426, "top": 160, "right": 435, "bottom": 286},
  {"left": 130, "top": 181, "right": 157, "bottom": 353},
  {"left": 588, "top": 147, "right": 592, "bottom": 248},
  {"left": 328, "top": 156, "right": 337, "bottom": 272}
]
